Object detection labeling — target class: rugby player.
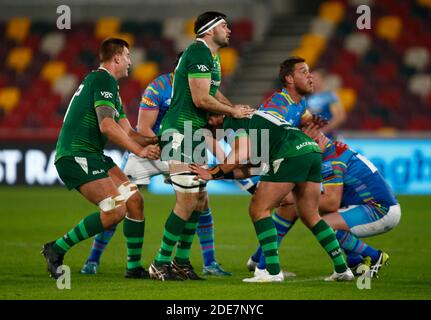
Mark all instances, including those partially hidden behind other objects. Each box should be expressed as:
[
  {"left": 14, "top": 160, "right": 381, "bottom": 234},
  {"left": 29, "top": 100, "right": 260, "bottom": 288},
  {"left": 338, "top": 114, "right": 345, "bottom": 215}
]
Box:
[{"left": 41, "top": 38, "right": 160, "bottom": 279}]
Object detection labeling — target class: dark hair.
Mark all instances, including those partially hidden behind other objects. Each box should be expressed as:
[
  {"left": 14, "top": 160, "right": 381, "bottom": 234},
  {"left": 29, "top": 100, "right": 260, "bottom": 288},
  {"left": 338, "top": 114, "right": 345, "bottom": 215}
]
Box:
[
  {"left": 99, "top": 38, "right": 129, "bottom": 63},
  {"left": 279, "top": 56, "right": 305, "bottom": 85},
  {"left": 194, "top": 11, "right": 227, "bottom": 37}
]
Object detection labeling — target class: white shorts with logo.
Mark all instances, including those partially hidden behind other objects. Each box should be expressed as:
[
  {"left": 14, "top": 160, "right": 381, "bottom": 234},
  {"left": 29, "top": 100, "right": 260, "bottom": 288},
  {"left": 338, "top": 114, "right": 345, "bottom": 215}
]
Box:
[
  {"left": 339, "top": 204, "right": 401, "bottom": 238},
  {"left": 123, "top": 153, "right": 169, "bottom": 185}
]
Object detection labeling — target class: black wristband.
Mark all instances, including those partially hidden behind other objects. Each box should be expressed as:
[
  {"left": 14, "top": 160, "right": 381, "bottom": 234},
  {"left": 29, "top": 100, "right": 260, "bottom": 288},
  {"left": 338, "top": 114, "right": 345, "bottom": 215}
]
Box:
[
  {"left": 209, "top": 166, "right": 225, "bottom": 179},
  {"left": 223, "top": 171, "right": 235, "bottom": 179}
]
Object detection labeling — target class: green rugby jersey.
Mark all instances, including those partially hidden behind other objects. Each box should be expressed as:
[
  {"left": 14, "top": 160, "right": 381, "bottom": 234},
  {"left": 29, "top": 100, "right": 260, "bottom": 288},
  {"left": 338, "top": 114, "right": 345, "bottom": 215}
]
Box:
[
  {"left": 249, "top": 110, "right": 321, "bottom": 162},
  {"left": 55, "top": 68, "right": 126, "bottom": 162},
  {"left": 160, "top": 39, "right": 222, "bottom": 135},
  {"left": 223, "top": 116, "right": 251, "bottom": 139}
]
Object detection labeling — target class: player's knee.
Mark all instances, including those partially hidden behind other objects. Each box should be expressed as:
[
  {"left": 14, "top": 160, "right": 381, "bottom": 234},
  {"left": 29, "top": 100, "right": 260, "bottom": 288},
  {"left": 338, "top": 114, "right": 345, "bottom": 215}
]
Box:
[
  {"left": 249, "top": 201, "right": 270, "bottom": 221},
  {"left": 299, "top": 213, "right": 320, "bottom": 229},
  {"left": 127, "top": 192, "right": 144, "bottom": 219},
  {"left": 98, "top": 194, "right": 127, "bottom": 223},
  {"left": 118, "top": 181, "right": 139, "bottom": 203},
  {"left": 126, "top": 191, "right": 143, "bottom": 209}
]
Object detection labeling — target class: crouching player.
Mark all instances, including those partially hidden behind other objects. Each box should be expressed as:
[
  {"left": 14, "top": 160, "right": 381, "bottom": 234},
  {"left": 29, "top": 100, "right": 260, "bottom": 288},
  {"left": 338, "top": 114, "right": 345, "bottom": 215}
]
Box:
[
  {"left": 191, "top": 110, "right": 354, "bottom": 282},
  {"left": 249, "top": 125, "right": 401, "bottom": 278}
]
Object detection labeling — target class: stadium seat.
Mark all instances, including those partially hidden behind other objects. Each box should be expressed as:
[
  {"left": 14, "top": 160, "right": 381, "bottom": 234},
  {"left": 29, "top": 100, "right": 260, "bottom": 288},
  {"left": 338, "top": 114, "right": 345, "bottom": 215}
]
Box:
[
  {"left": 336, "top": 87, "right": 357, "bottom": 112},
  {"left": 231, "top": 19, "right": 253, "bottom": 44},
  {"left": 376, "top": 16, "right": 402, "bottom": 42},
  {"left": 319, "top": 1, "right": 346, "bottom": 24},
  {"left": 310, "top": 17, "right": 335, "bottom": 38},
  {"left": 344, "top": 32, "right": 371, "bottom": 57},
  {"left": 132, "top": 62, "right": 160, "bottom": 87},
  {"left": 408, "top": 73, "right": 431, "bottom": 96},
  {"left": 68, "top": 63, "right": 89, "bottom": 81},
  {"left": 417, "top": 0, "right": 431, "bottom": 8},
  {"left": 361, "top": 117, "right": 384, "bottom": 130},
  {"left": 41, "top": 61, "right": 67, "bottom": 84},
  {"left": 120, "top": 21, "right": 141, "bottom": 35},
  {"left": 404, "top": 47, "right": 429, "bottom": 71},
  {"left": 141, "top": 21, "right": 163, "bottom": 38},
  {"left": 40, "top": 32, "right": 66, "bottom": 57},
  {"left": 323, "top": 73, "right": 343, "bottom": 91},
  {"left": 375, "top": 62, "right": 397, "bottom": 83},
  {"left": 219, "top": 47, "right": 239, "bottom": 76},
  {"left": 6, "top": 47, "right": 33, "bottom": 72},
  {"left": 292, "top": 46, "right": 320, "bottom": 68},
  {"left": 163, "top": 17, "right": 186, "bottom": 40},
  {"left": 377, "top": 88, "right": 401, "bottom": 110},
  {"left": 1, "top": 109, "right": 26, "bottom": 128},
  {"left": 293, "top": 34, "right": 327, "bottom": 69},
  {"left": 130, "top": 47, "right": 146, "bottom": 66},
  {"left": 184, "top": 18, "right": 196, "bottom": 38},
  {"left": 95, "top": 17, "right": 121, "bottom": 39},
  {"left": 407, "top": 115, "right": 431, "bottom": 130},
  {"left": 24, "top": 34, "right": 41, "bottom": 51},
  {"left": 6, "top": 17, "right": 31, "bottom": 43},
  {"left": 53, "top": 73, "right": 78, "bottom": 101},
  {"left": 111, "top": 32, "right": 135, "bottom": 47},
  {"left": 0, "top": 87, "right": 21, "bottom": 113},
  {"left": 174, "top": 35, "right": 193, "bottom": 52},
  {"left": 301, "top": 34, "right": 327, "bottom": 56}
]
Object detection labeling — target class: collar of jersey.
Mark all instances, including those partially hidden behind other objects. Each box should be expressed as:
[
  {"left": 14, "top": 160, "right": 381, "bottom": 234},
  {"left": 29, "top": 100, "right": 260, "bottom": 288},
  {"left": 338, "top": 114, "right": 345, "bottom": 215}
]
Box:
[
  {"left": 280, "top": 88, "right": 296, "bottom": 105},
  {"left": 98, "top": 66, "right": 115, "bottom": 79},
  {"left": 196, "top": 38, "right": 217, "bottom": 59}
]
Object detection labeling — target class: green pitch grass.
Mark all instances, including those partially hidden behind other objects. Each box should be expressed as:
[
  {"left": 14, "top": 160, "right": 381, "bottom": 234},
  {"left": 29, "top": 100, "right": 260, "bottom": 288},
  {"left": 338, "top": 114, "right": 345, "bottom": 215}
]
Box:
[{"left": 0, "top": 187, "right": 430, "bottom": 300}]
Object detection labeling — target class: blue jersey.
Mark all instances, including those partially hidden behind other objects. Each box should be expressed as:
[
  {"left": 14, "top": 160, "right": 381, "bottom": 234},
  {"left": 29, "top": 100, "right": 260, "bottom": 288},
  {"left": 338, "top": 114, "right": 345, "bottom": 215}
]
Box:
[
  {"left": 322, "top": 141, "right": 398, "bottom": 216},
  {"left": 139, "top": 73, "right": 173, "bottom": 134},
  {"left": 259, "top": 88, "right": 310, "bottom": 126},
  {"left": 306, "top": 91, "right": 338, "bottom": 121}
]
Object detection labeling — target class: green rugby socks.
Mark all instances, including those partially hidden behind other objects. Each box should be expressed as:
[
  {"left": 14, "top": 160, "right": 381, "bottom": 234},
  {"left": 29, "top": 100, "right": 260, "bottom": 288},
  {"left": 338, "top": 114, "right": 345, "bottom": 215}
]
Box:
[
  {"left": 154, "top": 212, "right": 186, "bottom": 266},
  {"left": 123, "top": 217, "right": 145, "bottom": 270},
  {"left": 254, "top": 217, "right": 281, "bottom": 275},
  {"left": 175, "top": 211, "right": 201, "bottom": 265},
  {"left": 312, "top": 219, "right": 348, "bottom": 273},
  {"left": 53, "top": 212, "right": 104, "bottom": 254}
]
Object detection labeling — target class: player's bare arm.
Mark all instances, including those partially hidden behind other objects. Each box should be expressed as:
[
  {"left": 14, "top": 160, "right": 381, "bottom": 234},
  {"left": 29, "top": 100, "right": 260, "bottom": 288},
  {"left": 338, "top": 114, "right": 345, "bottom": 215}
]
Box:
[
  {"left": 118, "top": 118, "right": 158, "bottom": 146},
  {"left": 215, "top": 89, "right": 233, "bottom": 106},
  {"left": 137, "top": 108, "right": 159, "bottom": 137},
  {"left": 319, "top": 184, "right": 344, "bottom": 213},
  {"left": 190, "top": 135, "right": 251, "bottom": 180},
  {"left": 189, "top": 77, "right": 253, "bottom": 118},
  {"left": 96, "top": 106, "right": 160, "bottom": 159}
]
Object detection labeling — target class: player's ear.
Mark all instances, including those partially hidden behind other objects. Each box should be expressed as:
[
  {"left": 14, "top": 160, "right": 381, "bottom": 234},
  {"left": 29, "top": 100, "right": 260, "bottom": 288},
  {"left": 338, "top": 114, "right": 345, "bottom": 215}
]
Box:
[
  {"left": 114, "top": 54, "right": 121, "bottom": 64},
  {"left": 285, "top": 74, "right": 294, "bottom": 85}
]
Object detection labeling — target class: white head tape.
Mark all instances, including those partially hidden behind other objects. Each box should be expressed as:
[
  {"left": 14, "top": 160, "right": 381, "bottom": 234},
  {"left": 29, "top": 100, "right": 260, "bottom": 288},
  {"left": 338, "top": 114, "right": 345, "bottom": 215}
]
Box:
[{"left": 197, "top": 17, "right": 226, "bottom": 35}]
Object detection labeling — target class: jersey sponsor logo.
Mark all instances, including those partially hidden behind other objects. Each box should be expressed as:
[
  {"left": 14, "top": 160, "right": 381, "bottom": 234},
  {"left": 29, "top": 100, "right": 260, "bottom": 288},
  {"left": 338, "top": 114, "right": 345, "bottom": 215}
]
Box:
[
  {"left": 295, "top": 141, "right": 318, "bottom": 150},
  {"left": 197, "top": 65, "right": 209, "bottom": 72},
  {"left": 92, "top": 169, "right": 105, "bottom": 175},
  {"left": 100, "top": 91, "right": 113, "bottom": 99}
]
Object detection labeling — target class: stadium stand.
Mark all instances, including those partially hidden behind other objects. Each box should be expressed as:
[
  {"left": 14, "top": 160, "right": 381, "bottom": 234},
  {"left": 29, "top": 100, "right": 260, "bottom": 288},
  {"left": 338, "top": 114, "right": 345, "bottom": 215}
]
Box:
[
  {"left": 0, "top": 0, "right": 430, "bottom": 137},
  {"left": 0, "top": 16, "right": 251, "bottom": 136}
]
